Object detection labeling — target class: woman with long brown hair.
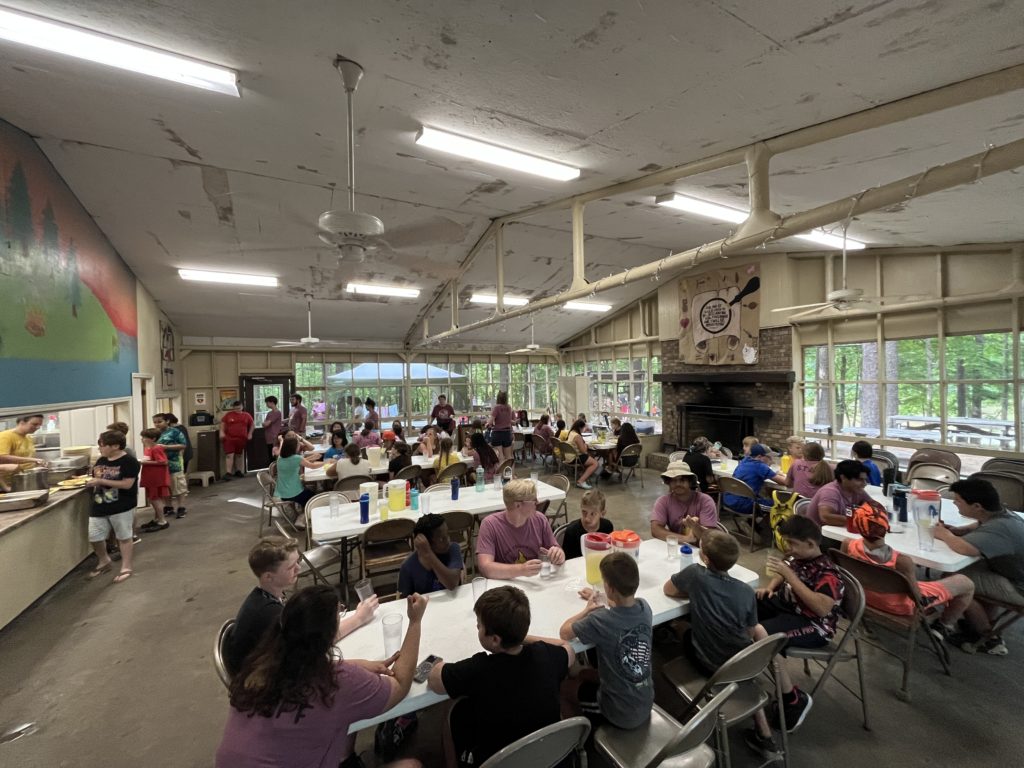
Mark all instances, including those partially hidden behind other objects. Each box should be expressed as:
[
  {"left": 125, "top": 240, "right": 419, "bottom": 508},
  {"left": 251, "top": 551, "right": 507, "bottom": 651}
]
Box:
[{"left": 217, "top": 584, "right": 426, "bottom": 768}]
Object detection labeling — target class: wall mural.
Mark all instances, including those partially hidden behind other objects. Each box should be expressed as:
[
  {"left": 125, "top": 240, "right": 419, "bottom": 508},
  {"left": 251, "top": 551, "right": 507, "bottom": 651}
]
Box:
[
  {"left": 0, "top": 120, "right": 138, "bottom": 408},
  {"left": 679, "top": 263, "right": 760, "bottom": 365}
]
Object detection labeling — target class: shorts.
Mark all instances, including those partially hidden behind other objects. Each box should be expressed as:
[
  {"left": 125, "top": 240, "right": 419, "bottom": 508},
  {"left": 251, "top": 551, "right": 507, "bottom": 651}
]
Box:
[
  {"left": 170, "top": 472, "right": 189, "bottom": 497},
  {"left": 489, "top": 429, "right": 513, "bottom": 448},
  {"left": 576, "top": 679, "right": 607, "bottom": 729},
  {"left": 141, "top": 482, "right": 170, "bottom": 499},
  {"left": 222, "top": 437, "right": 247, "bottom": 454},
  {"left": 89, "top": 510, "right": 135, "bottom": 542},
  {"left": 757, "top": 598, "right": 829, "bottom": 649},
  {"left": 962, "top": 562, "right": 1024, "bottom": 606}
]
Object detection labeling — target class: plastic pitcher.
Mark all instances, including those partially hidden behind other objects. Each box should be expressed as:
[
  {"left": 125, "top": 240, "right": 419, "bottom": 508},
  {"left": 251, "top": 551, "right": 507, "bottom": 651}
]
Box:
[
  {"left": 780, "top": 454, "right": 793, "bottom": 474},
  {"left": 366, "top": 446, "right": 382, "bottom": 467},
  {"left": 387, "top": 479, "right": 406, "bottom": 512},
  {"left": 583, "top": 532, "right": 612, "bottom": 587},
  {"left": 912, "top": 489, "right": 941, "bottom": 551},
  {"left": 610, "top": 530, "right": 641, "bottom": 560}
]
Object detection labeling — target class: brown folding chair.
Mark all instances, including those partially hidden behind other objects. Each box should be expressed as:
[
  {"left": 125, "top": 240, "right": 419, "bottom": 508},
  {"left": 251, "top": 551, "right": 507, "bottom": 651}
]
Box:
[
  {"left": 555, "top": 440, "right": 580, "bottom": 483},
  {"left": 394, "top": 463, "right": 422, "bottom": 490},
  {"left": 333, "top": 474, "right": 376, "bottom": 494},
  {"left": 530, "top": 433, "right": 555, "bottom": 471},
  {"left": 905, "top": 462, "right": 959, "bottom": 490},
  {"left": 969, "top": 472, "right": 1024, "bottom": 512},
  {"left": 618, "top": 443, "right": 644, "bottom": 488},
  {"left": 443, "top": 510, "right": 475, "bottom": 576},
  {"left": 829, "top": 549, "right": 950, "bottom": 701},
  {"left": 437, "top": 461, "right": 469, "bottom": 485},
  {"left": 908, "top": 448, "right": 961, "bottom": 475},
  {"left": 360, "top": 518, "right": 415, "bottom": 586},
  {"left": 495, "top": 458, "right": 516, "bottom": 481},
  {"left": 543, "top": 474, "right": 571, "bottom": 529}
]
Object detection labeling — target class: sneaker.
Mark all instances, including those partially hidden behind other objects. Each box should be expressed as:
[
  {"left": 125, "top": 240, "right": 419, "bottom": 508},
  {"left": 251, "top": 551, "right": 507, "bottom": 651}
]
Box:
[
  {"left": 132, "top": 535, "right": 142, "bottom": 545},
  {"left": 139, "top": 520, "right": 169, "bottom": 533},
  {"left": 743, "top": 728, "right": 780, "bottom": 760},
  {"left": 220, "top": 475, "right": 232, "bottom": 482},
  {"left": 946, "top": 630, "right": 981, "bottom": 653},
  {"left": 175, "top": 507, "right": 187, "bottom": 519},
  {"left": 976, "top": 635, "right": 1009, "bottom": 656},
  {"left": 772, "top": 689, "right": 813, "bottom": 732},
  {"left": 929, "top": 622, "right": 954, "bottom": 643},
  {"left": 576, "top": 482, "right": 593, "bottom": 490},
  {"left": 234, "top": 470, "right": 244, "bottom": 478}
]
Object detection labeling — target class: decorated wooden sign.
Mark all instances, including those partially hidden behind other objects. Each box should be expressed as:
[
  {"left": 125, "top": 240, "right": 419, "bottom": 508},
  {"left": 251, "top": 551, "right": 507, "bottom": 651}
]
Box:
[{"left": 679, "top": 263, "right": 760, "bottom": 365}]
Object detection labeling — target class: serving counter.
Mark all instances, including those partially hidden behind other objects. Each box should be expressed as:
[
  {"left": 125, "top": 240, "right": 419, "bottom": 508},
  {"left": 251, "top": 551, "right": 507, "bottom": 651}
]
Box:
[{"left": 0, "top": 486, "right": 92, "bottom": 630}]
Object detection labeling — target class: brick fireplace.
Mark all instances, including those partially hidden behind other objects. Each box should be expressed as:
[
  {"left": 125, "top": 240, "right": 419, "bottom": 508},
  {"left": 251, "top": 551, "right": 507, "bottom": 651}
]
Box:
[{"left": 657, "top": 327, "right": 795, "bottom": 454}]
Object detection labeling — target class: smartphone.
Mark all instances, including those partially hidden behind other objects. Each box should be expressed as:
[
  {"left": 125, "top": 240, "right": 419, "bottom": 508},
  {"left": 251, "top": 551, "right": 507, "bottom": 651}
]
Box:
[{"left": 413, "top": 654, "right": 441, "bottom": 683}]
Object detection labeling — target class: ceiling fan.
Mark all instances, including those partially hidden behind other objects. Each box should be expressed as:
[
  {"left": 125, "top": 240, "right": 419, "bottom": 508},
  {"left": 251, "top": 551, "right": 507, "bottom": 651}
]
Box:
[
  {"left": 272, "top": 294, "right": 347, "bottom": 349},
  {"left": 773, "top": 224, "right": 919, "bottom": 319},
  {"left": 508, "top": 317, "right": 559, "bottom": 356}
]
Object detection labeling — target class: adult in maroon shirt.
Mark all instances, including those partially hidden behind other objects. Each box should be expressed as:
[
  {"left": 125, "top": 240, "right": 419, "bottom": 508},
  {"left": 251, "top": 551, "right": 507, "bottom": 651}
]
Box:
[
  {"left": 487, "top": 391, "right": 515, "bottom": 462},
  {"left": 287, "top": 394, "right": 308, "bottom": 435},
  {"left": 428, "top": 394, "right": 457, "bottom": 434}
]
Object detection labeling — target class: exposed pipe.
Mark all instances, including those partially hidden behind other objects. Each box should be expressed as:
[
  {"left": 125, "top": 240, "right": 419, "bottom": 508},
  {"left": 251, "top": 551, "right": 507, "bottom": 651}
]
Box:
[
  {"left": 495, "top": 224, "right": 505, "bottom": 314},
  {"left": 415, "top": 136, "right": 1024, "bottom": 344},
  {"left": 570, "top": 201, "right": 588, "bottom": 292},
  {"left": 736, "top": 142, "right": 779, "bottom": 240},
  {"left": 450, "top": 282, "right": 459, "bottom": 329},
  {"left": 404, "top": 63, "right": 1024, "bottom": 346}
]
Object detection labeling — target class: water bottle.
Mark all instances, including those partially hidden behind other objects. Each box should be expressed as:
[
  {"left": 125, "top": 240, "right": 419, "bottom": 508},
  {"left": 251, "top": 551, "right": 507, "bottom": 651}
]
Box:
[
  {"left": 411, "top": 488, "right": 420, "bottom": 511},
  {"left": 679, "top": 544, "right": 693, "bottom": 571},
  {"left": 450, "top": 477, "right": 460, "bottom": 500},
  {"left": 475, "top": 466, "right": 485, "bottom": 492},
  {"left": 359, "top": 493, "right": 370, "bottom": 525},
  {"left": 329, "top": 492, "right": 340, "bottom": 519}
]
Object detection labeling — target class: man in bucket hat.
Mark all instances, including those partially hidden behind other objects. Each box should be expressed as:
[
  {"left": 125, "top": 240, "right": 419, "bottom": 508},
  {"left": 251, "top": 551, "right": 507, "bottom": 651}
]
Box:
[{"left": 651, "top": 461, "right": 719, "bottom": 543}]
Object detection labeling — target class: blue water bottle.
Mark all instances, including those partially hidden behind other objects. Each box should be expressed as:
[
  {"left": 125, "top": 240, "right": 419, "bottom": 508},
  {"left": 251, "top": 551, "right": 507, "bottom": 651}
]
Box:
[
  {"left": 450, "top": 477, "right": 460, "bottom": 500},
  {"left": 475, "top": 466, "right": 485, "bottom": 492},
  {"left": 411, "top": 488, "right": 420, "bottom": 511},
  {"left": 359, "top": 493, "right": 370, "bottom": 524}
]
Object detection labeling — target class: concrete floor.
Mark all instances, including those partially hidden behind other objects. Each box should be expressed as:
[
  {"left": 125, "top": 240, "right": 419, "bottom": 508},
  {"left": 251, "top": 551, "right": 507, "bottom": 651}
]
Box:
[{"left": 1, "top": 466, "right": 1022, "bottom": 767}]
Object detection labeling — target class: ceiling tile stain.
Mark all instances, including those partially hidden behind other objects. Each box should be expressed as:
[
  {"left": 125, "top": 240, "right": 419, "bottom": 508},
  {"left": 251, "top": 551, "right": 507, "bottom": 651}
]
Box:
[
  {"left": 865, "top": 0, "right": 946, "bottom": 28},
  {"left": 147, "top": 231, "right": 172, "bottom": 257},
  {"left": 573, "top": 11, "right": 618, "bottom": 49},
  {"left": 638, "top": 163, "right": 663, "bottom": 172},
  {"left": 152, "top": 118, "right": 202, "bottom": 161},
  {"left": 200, "top": 166, "right": 236, "bottom": 226},
  {"left": 296, "top": 164, "right": 320, "bottom": 174},
  {"left": 794, "top": 0, "right": 895, "bottom": 41},
  {"left": 177, "top": 209, "right": 191, "bottom": 221},
  {"left": 440, "top": 27, "right": 458, "bottom": 46}
]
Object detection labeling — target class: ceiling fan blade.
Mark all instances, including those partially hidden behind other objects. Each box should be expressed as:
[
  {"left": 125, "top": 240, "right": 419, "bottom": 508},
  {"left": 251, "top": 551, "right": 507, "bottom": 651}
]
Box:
[
  {"left": 788, "top": 305, "right": 834, "bottom": 320},
  {"left": 380, "top": 216, "right": 469, "bottom": 250},
  {"left": 772, "top": 301, "right": 831, "bottom": 313}
]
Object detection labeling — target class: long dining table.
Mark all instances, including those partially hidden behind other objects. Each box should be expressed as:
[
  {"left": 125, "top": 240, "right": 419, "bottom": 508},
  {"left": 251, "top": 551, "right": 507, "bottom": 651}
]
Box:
[
  {"left": 302, "top": 452, "right": 475, "bottom": 483},
  {"left": 338, "top": 537, "right": 759, "bottom": 733}
]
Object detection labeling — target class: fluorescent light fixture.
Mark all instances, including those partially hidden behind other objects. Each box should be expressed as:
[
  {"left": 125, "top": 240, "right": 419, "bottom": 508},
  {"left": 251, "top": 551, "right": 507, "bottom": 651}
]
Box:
[
  {"left": 346, "top": 283, "right": 420, "bottom": 299},
  {"left": 416, "top": 126, "right": 581, "bottom": 181},
  {"left": 565, "top": 301, "right": 612, "bottom": 312},
  {"left": 470, "top": 293, "right": 529, "bottom": 307},
  {"left": 655, "top": 193, "right": 866, "bottom": 250},
  {"left": 179, "top": 269, "right": 276, "bottom": 287},
  {"left": 0, "top": 7, "right": 240, "bottom": 96}
]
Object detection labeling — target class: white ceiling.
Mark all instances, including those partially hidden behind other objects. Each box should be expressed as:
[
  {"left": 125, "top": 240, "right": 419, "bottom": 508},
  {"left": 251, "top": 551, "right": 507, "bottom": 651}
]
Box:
[{"left": 0, "top": 0, "right": 1022, "bottom": 347}]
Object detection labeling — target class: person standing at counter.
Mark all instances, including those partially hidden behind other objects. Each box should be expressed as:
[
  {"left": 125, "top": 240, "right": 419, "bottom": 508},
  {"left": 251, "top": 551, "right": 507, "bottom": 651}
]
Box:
[
  {"left": 0, "top": 413, "right": 46, "bottom": 489},
  {"left": 262, "top": 396, "right": 284, "bottom": 461},
  {"left": 153, "top": 414, "right": 188, "bottom": 519},
  {"left": 86, "top": 430, "right": 141, "bottom": 583},
  {"left": 219, "top": 401, "right": 254, "bottom": 480},
  {"left": 427, "top": 393, "right": 457, "bottom": 435}
]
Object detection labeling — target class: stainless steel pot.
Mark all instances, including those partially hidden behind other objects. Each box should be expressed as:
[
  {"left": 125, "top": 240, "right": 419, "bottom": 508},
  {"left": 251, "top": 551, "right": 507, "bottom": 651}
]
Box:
[
  {"left": 45, "top": 467, "right": 77, "bottom": 485},
  {"left": 11, "top": 468, "right": 49, "bottom": 492}
]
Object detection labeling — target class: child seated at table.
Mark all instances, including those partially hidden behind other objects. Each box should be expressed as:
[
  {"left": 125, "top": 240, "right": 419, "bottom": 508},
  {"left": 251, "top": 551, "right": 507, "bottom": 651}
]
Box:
[
  {"left": 559, "top": 552, "right": 653, "bottom": 729},
  {"left": 561, "top": 490, "right": 614, "bottom": 560},
  {"left": 433, "top": 436, "right": 461, "bottom": 473},
  {"left": 428, "top": 586, "right": 574, "bottom": 768},
  {"left": 742, "top": 435, "right": 760, "bottom": 456},
  {"left": 662, "top": 529, "right": 779, "bottom": 759},
  {"left": 753, "top": 516, "right": 844, "bottom": 733},
  {"left": 398, "top": 513, "right": 464, "bottom": 596},
  {"left": 465, "top": 432, "right": 499, "bottom": 482},
  {"left": 851, "top": 440, "right": 883, "bottom": 486},
  {"left": 841, "top": 503, "right": 974, "bottom": 634}
]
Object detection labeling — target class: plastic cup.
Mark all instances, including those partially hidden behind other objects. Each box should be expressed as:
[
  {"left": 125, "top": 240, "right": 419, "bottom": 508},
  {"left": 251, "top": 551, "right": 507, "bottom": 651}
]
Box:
[
  {"left": 354, "top": 578, "right": 374, "bottom": 603},
  {"left": 540, "top": 552, "right": 552, "bottom": 579},
  {"left": 472, "top": 576, "right": 487, "bottom": 603},
  {"left": 382, "top": 613, "right": 403, "bottom": 657},
  {"left": 666, "top": 534, "right": 679, "bottom": 560},
  {"left": 530, "top": 471, "right": 539, "bottom": 483}
]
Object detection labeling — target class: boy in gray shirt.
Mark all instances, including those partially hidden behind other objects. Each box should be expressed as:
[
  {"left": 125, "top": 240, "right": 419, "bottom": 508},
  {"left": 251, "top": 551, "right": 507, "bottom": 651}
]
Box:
[{"left": 560, "top": 551, "right": 654, "bottom": 728}]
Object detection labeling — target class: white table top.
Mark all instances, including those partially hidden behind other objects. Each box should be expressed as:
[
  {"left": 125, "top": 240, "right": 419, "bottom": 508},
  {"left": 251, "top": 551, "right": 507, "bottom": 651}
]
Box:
[
  {"left": 311, "top": 479, "right": 567, "bottom": 542},
  {"left": 339, "top": 537, "right": 759, "bottom": 732},
  {"left": 303, "top": 453, "right": 474, "bottom": 482}
]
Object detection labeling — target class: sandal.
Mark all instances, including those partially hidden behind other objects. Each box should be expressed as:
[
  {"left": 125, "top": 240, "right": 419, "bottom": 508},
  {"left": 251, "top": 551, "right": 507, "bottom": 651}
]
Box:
[
  {"left": 87, "top": 562, "right": 112, "bottom": 580},
  {"left": 113, "top": 570, "right": 133, "bottom": 584}
]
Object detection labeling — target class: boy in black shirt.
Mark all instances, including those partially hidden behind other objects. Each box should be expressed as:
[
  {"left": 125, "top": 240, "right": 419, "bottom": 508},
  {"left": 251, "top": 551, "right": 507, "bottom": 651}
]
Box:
[
  {"left": 86, "top": 430, "right": 140, "bottom": 584},
  {"left": 428, "top": 586, "right": 574, "bottom": 767},
  {"left": 561, "top": 490, "right": 614, "bottom": 560}
]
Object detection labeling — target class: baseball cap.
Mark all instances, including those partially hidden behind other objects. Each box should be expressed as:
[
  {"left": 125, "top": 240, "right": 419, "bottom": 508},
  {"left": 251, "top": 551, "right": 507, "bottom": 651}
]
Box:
[
  {"left": 383, "top": 430, "right": 396, "bottom": 441},
  {"left": 661, "top": 460, "right": 696, "bottom": 480},
  {"left": 749, "top": 444, "right": 770, "bottom": 458}
]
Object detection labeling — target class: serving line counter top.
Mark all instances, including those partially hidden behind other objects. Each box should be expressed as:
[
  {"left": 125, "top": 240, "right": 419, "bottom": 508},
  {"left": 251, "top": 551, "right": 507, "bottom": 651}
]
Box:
[
  {"left": 0, "top": 486, "right": 92, "bottom": 630},
  {"left": 339, "top": 538, "right": 759, "bottom": 732}
]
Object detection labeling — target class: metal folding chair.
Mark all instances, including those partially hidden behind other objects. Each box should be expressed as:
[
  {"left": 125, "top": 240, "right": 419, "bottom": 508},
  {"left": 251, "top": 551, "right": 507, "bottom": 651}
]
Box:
[
  {"left": 479, "top": 716, "right": 590, "bottom": 768},
  {"left": 213, "top": 619, "right": 235, "bottom": 690}
]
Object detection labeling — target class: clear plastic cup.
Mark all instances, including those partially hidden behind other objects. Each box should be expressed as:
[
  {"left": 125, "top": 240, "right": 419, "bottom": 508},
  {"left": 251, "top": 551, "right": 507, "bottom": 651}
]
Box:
[
  {"left": 530, "top": 471, "right": 539, "bottom": 482},
  {"left": 382, "top": 613, "right": 403, "bottom": 656},
  {"left": 540, "top": 552, "right": 552, "bottom": 578},
  {"left": 354, "top": 578, "right": 374, "bottom": 603},
  {"left": 472, "top": 576, "right": 487, "bottom": 603},
  {"left": 666, "top": 534, "right": 679, "bottom": 560}
]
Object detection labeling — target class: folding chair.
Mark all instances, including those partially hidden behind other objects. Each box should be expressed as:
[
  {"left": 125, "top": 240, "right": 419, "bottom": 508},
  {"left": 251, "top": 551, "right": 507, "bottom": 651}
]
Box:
[
  {"left": 334, "top": 474, "right": 376, "bottom": 494},
  {"left": 969, "top": 472, "right": 1024, "bottom": 512},
  {"left": 480, "top": 716, "right": 590, "bottom": 768},
  {"left": 213, "top": 619, "right": 235, "bottom": 690},
  {"left": 360, "top": 518, "right": 415, "bottom": 586},
  {"left": 717, "top": 475, "right": 769, "bottom": 552},
  {"left": 906, "top": 463, "right": 959, "bottom": 491},
  {"left": 787, "top": 565, "right": 870, "bottom": 729},
  {"left": 437, "top": 461, "right": 469, "bottom": 486},
  {"left": 531, "top": 433, "right": 555, "bottom": 471},
  {"left": 618, "top": 443, "right": 644, "bottom": 488},
  {"left": 908, "top": 448, "right": 961, "bottom": 475},
  {"left": 556, "top": 440, "right": 581, "bottom": 483},
  {"left": 543, "top": 474, "right": 571, "bottom": 529},
  {"left": 273, "top": 519, "right": 343, "bottom": 591},
  {"left": 395, "top": 463, "right": 422, "bottom": 490},
  {"left": 443, "top": 510, "right": 475, "bottom": 576},
  {"left": 594, "top": 683, "right": 739, "bottom": 768},
  {"left": 553, "top": 522, "right": 571, "bottom": 548},
  {"left": 662, "top": 633, "right": 791, "bottom": 768},
  {"left": 973, "top": 595, "right": 1024, "bottom": 654},
  {"left": 829, "top": 549, "right": 950, "bottom": 701},
  {"left": 257, "top": 469, "right": 299, "bottom": 536}
]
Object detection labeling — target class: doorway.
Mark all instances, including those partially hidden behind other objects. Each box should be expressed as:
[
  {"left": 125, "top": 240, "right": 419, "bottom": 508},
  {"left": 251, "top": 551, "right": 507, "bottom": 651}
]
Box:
[
  {"left": 131, "top": 374, "right": 154, "bottom": 455},
  {"left": 241, "top": 375, "right": 294, "bottom": 470}
]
